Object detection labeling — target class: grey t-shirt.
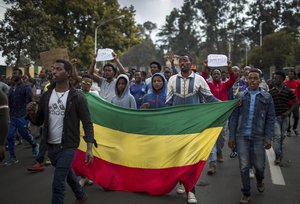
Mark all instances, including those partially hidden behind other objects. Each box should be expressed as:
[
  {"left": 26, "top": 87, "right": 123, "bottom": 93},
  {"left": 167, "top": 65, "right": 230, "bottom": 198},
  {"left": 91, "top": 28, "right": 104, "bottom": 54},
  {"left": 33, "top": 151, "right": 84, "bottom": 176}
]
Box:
[
  {"left": 98, "top": 78, "right": 116, "bottom": 102},
  {"left": 48, "top": 89, "right": 69, "bottom": 144}
]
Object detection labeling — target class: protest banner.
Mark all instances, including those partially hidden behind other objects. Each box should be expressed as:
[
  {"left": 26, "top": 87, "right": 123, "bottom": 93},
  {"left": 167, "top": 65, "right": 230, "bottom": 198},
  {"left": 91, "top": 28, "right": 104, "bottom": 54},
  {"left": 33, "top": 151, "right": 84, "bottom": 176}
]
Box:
[
  {"left": 40, "top": 48, "right": 69, "bottom": 69},
  {"left": 96, "top": 48, "right": 114, "bottom": 61},
  {"left": 207, "top": 54, "right": 228, "bottom": 67}
]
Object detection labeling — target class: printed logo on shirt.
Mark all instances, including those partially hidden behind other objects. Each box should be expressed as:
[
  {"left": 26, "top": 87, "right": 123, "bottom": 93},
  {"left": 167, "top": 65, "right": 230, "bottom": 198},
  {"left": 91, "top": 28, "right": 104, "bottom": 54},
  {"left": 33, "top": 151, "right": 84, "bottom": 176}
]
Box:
[{"left": 49, "top": 100, "right": 65, "bottom": 116}]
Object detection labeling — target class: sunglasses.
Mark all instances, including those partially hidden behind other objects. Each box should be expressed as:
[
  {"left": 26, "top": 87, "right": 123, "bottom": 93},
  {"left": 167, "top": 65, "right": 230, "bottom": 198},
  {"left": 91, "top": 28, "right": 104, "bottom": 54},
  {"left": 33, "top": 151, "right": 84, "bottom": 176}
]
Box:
[{"left": 81, "top": 81, "right": 92, "bottom": 86}]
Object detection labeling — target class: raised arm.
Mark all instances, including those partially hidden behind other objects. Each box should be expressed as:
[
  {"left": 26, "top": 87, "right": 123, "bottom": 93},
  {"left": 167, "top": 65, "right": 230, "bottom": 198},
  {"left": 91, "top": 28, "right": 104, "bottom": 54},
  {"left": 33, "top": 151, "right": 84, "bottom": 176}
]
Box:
[
  {"left": 200, "top": 60, "right": 209, "bottom": 81},
  {"left": 88, "top": 55, "right": 101, "bottom": 83},
  {"left": 112, "top": 52, "right": 126, "bottom": 74},
  {"left": 224, "top": 61, "right": 237, "bottom": 90},
  {"left": 167, "top": 52, "right": 178, "bottom": 75},
  {"left": 71, "top": 58, "right": 82, "bottom": 82}
]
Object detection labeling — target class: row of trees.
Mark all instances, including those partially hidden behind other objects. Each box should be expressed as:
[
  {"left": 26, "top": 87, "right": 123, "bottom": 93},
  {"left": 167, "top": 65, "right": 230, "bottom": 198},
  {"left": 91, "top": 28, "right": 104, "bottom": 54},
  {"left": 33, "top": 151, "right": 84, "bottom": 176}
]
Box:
[
  {"left": 156, "top": 0, "right": 300, "bottom": 73},
  {"left": 0, "top": 0, "right": 299, "bottom": 74},
  {"left": 0, "top": 0, "right": 141, "bottom": 69}
]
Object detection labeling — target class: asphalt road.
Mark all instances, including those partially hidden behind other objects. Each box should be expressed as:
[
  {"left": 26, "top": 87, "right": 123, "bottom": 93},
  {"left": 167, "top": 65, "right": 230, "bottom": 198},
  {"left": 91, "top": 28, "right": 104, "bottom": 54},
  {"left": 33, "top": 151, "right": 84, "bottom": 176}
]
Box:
[{"left": 0, "top": 133, "right": 299, "bottom": 204}]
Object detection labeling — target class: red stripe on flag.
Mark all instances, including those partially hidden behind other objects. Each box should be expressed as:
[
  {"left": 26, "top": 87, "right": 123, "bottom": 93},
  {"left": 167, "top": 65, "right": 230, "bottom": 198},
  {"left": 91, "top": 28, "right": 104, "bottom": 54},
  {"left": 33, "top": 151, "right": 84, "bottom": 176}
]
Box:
[{"left": 72, "top": 150, "right": 206, "bottom": 195}]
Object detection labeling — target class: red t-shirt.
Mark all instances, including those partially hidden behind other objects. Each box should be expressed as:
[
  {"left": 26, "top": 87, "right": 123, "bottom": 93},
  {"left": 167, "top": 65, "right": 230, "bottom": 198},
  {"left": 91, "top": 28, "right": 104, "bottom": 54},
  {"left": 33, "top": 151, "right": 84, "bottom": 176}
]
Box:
[
  {"left": 201, "top": 71, "right": 236, "bottom": 101},
  {"left": 284, "top": 79, "right": 300, "bottom": 104}
]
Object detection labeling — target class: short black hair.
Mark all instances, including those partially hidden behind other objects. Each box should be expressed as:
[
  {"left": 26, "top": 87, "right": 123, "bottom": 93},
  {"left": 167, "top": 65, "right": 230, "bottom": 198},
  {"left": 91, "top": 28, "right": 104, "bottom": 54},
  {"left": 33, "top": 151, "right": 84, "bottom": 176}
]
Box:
[
  {"left": 141, "top": 71, "right": 147, "bottom": 77},
  {"left": 81, "top": 74, "right": 93, "bottom": 80},
  {"left": 289, "top": 70, "right": 296, "bottom": 76},
  {"left": 248, "top": 68, "right": 262, "bottom": 78},
  {"left": 55, "top": 59, "right": 73, "bottom": 75},
  {"left": 212, "top": 68, "right": 221, "bottom": 73},
  {"left": 179, "top": 54, "right": 193, "bottom": 63},
  {"left": 103, "top": 63, "right": 117, "bottom": 74},
  {"left": 275, "top": 71, "right": 286, "bottom": 80},
  {"left": 150, "top": 61, "right": 162, "bottom": 71}
]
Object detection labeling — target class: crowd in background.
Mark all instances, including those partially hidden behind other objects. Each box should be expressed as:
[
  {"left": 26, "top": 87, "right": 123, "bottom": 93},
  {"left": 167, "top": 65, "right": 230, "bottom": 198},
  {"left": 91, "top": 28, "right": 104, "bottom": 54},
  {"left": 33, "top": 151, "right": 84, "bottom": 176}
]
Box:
[{"left": 0, "top": 52, "right": 299, "bottom": 204}]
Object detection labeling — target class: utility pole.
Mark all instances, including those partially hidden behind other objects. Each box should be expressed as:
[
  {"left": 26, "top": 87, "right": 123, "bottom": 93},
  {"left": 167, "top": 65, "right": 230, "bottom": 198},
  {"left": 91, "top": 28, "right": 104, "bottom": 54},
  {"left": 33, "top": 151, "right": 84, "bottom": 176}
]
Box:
[{"left": 259, "top": 21, "right": 266, "bottom": 47}]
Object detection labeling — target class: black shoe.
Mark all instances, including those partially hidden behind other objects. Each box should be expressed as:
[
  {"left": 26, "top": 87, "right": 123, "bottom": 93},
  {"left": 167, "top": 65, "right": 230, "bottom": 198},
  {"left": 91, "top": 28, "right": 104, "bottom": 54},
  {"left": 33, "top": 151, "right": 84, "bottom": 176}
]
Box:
[
  {"left": 239, "top": 195, "right": 250, "bottom": 204},
  {"left": 274, "top": 158, "right": 281, "bottom": 165},
  {"left": 257, "top": 181, "right": 265, "bottom": 193},
  {"left": 293, "top": 129, "right": 299, "bottom": 136}
]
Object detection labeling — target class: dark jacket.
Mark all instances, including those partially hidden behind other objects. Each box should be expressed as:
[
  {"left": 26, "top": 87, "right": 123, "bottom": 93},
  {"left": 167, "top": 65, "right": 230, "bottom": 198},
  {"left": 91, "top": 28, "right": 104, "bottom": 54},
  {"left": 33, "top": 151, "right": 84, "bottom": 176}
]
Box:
[
  {"left": 142, "top": 73, "right": 167, "bottom": 109},
  {"left": 9, "top": 81, "right": 32, "bottom": 118},
  {"left": 229, "top": 88, "right": 275, "bottom": 141},
  {"left": 29, "top": 85, "right": 94, "bottom": 149}
]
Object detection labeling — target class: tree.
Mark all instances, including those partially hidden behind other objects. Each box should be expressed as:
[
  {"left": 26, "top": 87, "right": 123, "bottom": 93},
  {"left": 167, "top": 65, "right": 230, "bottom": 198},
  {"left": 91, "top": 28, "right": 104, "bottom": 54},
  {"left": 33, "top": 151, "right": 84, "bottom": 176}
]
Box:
[
  {"left": 157, "top": 0, "right": 201, "bottom": 63},
  {"left": 143, "top": 21, "right": 157, "bottom": 38},
  {"left": 120, "top": 38, "right": 162, "bottom": 71},
  {"left": 40, "top": 0, "right": 140, "bottom": 68},
  {"left": 263, "top": 31, "right": 295, "bottom": 69},
  {"left": 248, "top": 31, "right": 295, "bottom": 70},
  {"left": 157, "top": 8, "right": 180, "bottom": 52},
  {"left": 195, "top": 0, "right": 230, "bottom": 54},
  {"left": 137, "top": 21, "right": 157, "bottom": 40},
  {"left": 281, "top": 0, "right": 300, "bottom": 40},
  {"left": 0, "top": 0, "right": 141, "bottom": 68},
  {"left": 246, "top": 0, "right": 280, "bottom": 46},
  {"left": 226, "top": 0, "right": 249, "bottom": 65},
  {"left": 0, "top": 0, "right": 56, "bottom": 68}
]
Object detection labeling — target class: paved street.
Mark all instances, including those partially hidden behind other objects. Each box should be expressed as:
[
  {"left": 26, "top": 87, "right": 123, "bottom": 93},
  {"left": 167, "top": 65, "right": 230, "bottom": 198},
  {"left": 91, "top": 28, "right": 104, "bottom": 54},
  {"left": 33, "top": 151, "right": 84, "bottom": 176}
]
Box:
[{"left": 0, "top": 133, "right": 299, "bottom": 204}]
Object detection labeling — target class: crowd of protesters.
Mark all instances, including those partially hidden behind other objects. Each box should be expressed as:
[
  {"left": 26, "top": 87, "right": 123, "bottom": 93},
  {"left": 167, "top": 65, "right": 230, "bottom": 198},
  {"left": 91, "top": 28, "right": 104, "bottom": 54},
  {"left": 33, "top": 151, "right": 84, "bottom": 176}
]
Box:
[{"left": 0, "top": 51, "right": 299, "bottom": 204}]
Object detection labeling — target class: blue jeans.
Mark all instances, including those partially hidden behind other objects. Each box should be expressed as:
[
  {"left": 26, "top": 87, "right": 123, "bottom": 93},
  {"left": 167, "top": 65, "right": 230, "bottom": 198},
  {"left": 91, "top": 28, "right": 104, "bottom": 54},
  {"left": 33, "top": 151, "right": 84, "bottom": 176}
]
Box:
[
  {"left": 36, "top": 130, "right": 47, "bottom": 164},
  {"left": 7, "top": 116, "right": 34, "bottom": 158},
  {"left": 273, "top": 116, "right": 289, "bottom": 160},
  {"left": 208, "top": 144, "right": 217, "bottom": 166},
  {"left": 216, "top": 126, "right": 226, "bottom": 155},
  {"left": 237, "top": 137, "right": 266, "bottom": 196},
  {"left": 47, "top": 145, "right": 84, "bottom": 204}
]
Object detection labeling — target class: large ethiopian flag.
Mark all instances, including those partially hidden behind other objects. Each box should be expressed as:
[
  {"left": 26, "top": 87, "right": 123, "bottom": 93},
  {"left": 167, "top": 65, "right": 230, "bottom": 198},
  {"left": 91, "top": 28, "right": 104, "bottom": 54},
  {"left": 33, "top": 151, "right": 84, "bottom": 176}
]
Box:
[{"left": 72, "top": 93, "right": 238, "bottom": 195}]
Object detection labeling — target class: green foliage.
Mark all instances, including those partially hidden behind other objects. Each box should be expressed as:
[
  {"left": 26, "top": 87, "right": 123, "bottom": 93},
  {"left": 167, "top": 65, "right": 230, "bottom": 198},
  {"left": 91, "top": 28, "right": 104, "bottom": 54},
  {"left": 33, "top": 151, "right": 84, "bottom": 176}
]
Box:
[
  {"left": 0, "top": 0, "right": 56, "bottom": 68},
  {"left": 0, "top": 0, "right": 141, "bottom": 68},
  {"left": 143, "top": 21, "right": 157, "bottom": 38},
  {"left": 262, "top": 31, "right": 294, "bottom": 69},
  {"left": 157, "top": 0, "right": 300, "bottom": 69},
  {"left": 120, "top": 38, "right": 162, "bottom": 71},
  {"left": 157, "top": 0, "right": 201, "bottom": 63},
  {"left": 248, "top": 31, "right": 295, "bottom": 69}
]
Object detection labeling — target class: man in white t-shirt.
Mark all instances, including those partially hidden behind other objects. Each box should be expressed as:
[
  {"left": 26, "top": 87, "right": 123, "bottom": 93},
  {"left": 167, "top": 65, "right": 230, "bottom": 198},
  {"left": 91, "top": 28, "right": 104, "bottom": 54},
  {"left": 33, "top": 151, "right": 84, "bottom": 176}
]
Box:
[{"left": 27, "top": 59, "right": 94, "bottom": 204}]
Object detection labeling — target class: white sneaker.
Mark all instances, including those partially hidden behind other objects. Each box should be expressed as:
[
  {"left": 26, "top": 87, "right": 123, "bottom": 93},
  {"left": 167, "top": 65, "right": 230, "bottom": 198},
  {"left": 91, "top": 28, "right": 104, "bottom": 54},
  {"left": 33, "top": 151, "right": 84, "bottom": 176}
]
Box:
[
  {"left": 187, "top": 192, "right": 198, "bottom": 203},
  {"left": 176, "top": 183, "right": 185, "bottom": 194},
  {"left": 249, "top": 168, "right": 255, "bottom": 179}
]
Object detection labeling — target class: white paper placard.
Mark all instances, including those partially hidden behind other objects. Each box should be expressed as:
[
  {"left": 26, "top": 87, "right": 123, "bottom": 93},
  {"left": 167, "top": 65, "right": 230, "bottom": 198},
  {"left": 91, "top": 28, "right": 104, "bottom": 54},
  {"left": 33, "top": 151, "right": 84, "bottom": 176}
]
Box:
[
  {"left": 96, "top": 48, "right": 114, "bottom": 61},
  {"left": 207, "top": 54, "right": 228, "bottom": 67}
]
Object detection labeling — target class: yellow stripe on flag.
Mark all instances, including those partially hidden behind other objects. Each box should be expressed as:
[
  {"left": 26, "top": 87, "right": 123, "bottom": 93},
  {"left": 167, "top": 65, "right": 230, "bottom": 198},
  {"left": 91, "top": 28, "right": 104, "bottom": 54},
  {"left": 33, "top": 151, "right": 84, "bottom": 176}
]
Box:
[{"left": 79, "top": 124, "right": 222, "bottom": 169}]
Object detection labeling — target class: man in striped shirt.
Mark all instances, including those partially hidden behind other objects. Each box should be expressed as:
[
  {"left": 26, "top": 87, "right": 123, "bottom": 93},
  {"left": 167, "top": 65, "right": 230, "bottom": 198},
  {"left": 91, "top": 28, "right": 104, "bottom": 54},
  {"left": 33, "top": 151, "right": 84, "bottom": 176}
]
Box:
[{"left": 269, "top": 71, "right": 299, "bottom": 165}]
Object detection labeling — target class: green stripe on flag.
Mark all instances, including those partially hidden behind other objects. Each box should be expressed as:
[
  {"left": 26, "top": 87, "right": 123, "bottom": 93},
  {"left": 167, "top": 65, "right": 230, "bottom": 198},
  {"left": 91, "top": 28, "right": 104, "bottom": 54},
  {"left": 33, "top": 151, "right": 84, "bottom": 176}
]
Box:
[{"left": 85, "top": 93, "right": 238, "bottom": 135}]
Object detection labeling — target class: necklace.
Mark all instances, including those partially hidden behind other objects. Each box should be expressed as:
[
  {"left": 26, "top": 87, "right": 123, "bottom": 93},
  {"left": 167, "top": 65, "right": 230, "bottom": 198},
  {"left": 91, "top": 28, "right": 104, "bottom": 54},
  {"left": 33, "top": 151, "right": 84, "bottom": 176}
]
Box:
[{"left": 55, "top": 89, "right": 66, "bottom": 103}]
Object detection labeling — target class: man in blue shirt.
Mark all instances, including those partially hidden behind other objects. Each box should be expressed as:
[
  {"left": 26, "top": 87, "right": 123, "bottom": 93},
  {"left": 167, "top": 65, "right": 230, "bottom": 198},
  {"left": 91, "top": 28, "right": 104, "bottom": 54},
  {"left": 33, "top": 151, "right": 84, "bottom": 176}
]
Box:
[
  {"left": 228, "top": 68, "right": 275, "bottom": 204},
  {"left": 130, "top": 71, "right": 147, "bottom": 108},
  {"left": 4, "top": 68, "right": 39, "bottom": 166}
]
